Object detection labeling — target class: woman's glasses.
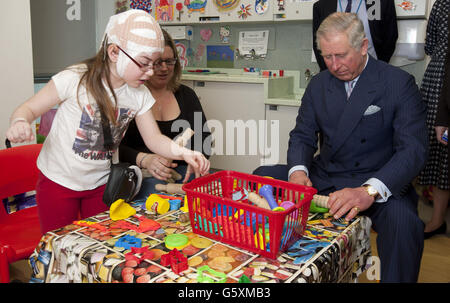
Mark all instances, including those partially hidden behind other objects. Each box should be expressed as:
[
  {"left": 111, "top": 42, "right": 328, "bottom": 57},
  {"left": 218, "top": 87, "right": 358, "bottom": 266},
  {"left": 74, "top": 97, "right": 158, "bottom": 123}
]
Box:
[
  {"left": 116, "top": 45, "right": 153, "bottom": 72},
  {"left": 154, "top": 58, "right": 177, "bottom": 70}
]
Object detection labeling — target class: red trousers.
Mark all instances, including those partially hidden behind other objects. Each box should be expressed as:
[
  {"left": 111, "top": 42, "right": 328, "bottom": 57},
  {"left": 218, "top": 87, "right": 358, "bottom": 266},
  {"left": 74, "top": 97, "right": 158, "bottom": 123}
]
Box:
[{"left": 35, "top": 172, "right": 108, "bottom": 234}]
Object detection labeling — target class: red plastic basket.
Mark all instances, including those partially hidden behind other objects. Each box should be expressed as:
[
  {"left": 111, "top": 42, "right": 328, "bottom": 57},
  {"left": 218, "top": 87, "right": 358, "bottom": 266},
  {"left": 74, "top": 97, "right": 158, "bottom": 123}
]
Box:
[{"left": 182, "top": 170, "right": 317, "bottom": 259}]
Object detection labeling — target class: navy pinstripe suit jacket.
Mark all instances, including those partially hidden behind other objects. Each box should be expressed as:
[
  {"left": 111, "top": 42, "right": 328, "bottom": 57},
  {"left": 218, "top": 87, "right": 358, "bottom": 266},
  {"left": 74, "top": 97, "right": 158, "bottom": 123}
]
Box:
[{"left": 287, "top": 56, "right": 428, "bottom": 198}]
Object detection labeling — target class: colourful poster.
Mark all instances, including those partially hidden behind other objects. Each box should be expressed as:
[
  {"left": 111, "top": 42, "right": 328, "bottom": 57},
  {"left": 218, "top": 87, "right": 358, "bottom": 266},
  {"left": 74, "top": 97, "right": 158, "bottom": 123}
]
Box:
[
  {"left": 206, "top": 45, "right": 234, "bottom": 68},
  {"left": 184, "top": 0, "right": 208, "bottom": 13},
  {"left": 214, "top": 0, "right": 240, "bottom": 11},
  {"left": 175, "top": 42, "right": 188, "bottom": 68},
  {"left": 155, "top": 0, "right": 174, "bottom": 21},
  {"left": 255, "top": 0, "right": 269, "bottom": 15},
  {"left": 130, "top": 0, "right": 153, "bottom": 13}
]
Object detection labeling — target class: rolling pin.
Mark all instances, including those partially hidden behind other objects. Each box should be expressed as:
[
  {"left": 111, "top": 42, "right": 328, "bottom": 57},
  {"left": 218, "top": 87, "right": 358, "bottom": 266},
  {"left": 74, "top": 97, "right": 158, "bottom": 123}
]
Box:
[
  {"left": 247, "top": 192, "right": 272, "bottom": 210},
  {"left": 155, "top": 183, "right": 185, "bottom": 195},
  {"left": 312, "top": 194, "right": 329, "bottom": 208}
]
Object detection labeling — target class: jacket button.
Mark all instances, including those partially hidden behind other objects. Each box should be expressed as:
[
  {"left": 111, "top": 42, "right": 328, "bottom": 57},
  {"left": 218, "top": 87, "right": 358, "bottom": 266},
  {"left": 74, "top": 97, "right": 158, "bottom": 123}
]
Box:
[
  {"left": 355, "top": 162, "right": 360, "bottom": 167},
  {"left": 361, "top": 139, "right": 366, "bottom": 143}
]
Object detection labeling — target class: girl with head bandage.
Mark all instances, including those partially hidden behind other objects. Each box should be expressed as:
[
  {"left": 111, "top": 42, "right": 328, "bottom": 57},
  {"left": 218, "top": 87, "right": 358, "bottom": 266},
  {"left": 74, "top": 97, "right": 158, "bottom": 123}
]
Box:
[{"left": 6, "top": 10, "right": 210, "bottom": 234}]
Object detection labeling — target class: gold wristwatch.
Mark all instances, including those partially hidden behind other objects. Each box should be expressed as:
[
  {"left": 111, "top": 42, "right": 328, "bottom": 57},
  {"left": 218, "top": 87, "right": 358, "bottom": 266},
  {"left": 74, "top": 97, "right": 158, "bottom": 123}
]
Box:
[{"left": 363, "top": 185, "right": 379, "bottom": 199}]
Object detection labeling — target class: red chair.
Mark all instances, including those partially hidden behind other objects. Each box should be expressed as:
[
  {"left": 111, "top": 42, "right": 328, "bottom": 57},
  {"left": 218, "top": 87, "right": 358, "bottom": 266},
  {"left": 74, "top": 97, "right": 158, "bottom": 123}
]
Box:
[{"left": 0, "top": 143, "right": 43, "bottom": 283}]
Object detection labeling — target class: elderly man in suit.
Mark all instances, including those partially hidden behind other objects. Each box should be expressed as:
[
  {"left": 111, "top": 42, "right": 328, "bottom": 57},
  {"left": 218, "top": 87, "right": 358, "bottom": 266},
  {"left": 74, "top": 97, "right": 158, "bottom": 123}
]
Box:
[
  {"left": 313, "top": 0, "right": 398, "bottom": 71},
  {"left": 253, "top": 12, "right": 428, "bottom": 282}
]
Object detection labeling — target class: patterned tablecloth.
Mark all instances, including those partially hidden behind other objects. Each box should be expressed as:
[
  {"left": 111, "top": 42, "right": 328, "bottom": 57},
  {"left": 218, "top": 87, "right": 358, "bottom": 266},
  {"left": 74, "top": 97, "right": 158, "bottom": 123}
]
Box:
[{"left": 28, "top": 199, "right": 373, "bottom": 283}]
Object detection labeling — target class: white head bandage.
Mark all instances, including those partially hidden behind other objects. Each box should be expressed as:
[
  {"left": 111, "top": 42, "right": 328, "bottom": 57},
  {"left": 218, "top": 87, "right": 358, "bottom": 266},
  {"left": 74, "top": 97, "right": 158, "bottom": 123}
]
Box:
[{"left": 102, "top": 9, "right": 164, "bottom": 77}]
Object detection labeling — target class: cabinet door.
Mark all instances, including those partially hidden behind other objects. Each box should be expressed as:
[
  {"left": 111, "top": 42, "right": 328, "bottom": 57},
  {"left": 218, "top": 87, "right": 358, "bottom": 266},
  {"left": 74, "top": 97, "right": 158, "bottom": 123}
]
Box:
[
  {"left": 183, "top": 80, "right": 266, "bottom": 174},
  {"left": 273, "top": 0, "right": 317, "bottom": 21},
  {"left": 264, "top": 104, "right": 299, "bottom": 165}
]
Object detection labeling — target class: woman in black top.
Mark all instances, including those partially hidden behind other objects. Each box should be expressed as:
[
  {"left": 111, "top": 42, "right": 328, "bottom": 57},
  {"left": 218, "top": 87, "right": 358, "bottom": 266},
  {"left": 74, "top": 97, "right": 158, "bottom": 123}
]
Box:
[{"left": 120, "top": 30, "right": 211, "bottom": 199}]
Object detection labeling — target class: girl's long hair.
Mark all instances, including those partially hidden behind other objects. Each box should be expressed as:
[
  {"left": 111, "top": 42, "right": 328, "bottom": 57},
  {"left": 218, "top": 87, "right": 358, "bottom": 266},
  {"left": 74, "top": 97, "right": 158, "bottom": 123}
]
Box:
[{"left": 76, "top": 38, "right": 118, "bottom": 125}]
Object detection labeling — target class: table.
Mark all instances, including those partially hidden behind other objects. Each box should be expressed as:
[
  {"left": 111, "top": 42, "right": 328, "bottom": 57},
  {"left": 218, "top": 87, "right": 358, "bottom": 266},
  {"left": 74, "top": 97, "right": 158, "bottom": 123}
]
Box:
[{"left": 28, "top": 198, "right": 372, "bottom": 283}]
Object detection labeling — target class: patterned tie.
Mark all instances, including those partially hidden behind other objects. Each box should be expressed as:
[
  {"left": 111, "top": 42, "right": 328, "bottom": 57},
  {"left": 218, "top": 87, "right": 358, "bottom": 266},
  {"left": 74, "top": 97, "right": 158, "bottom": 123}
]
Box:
[
  {"left": 345, "top": 0, "right": 352, "bottom": 12},
  {"left": 347, "top": 80, "right": 355, "bottom": 99}
]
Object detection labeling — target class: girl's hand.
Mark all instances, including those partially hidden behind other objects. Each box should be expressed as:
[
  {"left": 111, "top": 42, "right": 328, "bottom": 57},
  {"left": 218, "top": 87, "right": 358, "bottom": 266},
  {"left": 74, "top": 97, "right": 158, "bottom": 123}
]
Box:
[
  {"left": 181, "top": 150, "right": 210, "bottom": 182},
  {"left": 141, "top": 153, "right": 177, "bottom": 181},
  {"left": 6, "top": 119, "right": 35, "bottom": 143}
]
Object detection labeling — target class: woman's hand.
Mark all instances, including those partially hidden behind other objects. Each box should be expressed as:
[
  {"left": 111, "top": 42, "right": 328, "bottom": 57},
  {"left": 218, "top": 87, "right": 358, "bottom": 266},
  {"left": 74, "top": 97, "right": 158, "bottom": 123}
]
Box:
[
  {"left": 6, "top": 119, "right": 35, "bottom": 143},
  {"left": 141, "top": 153, "right": 177, "bottom": 181}
]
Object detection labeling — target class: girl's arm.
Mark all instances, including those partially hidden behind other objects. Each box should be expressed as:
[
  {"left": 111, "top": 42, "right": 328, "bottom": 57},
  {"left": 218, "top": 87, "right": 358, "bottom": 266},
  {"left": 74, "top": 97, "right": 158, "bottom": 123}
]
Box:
[
  {"left": 135, "top": 110, "right": 210, "bottom": 177},
  {"left": 7, "top": 80, "right": 62, "bottom": 143}
]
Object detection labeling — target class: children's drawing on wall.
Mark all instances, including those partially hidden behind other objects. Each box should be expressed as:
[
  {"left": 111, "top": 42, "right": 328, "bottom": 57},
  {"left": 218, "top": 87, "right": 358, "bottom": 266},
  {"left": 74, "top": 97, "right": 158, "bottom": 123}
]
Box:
[
  {"left": 195, "top": 44, "right": 206, "bottom": 62},
  {"left": 220, "top": 26, "right": 231, "bottom": 44},
  {"left": 200, "top": 28, "right": 212, "bottom": 42},
  {"left": 238, "top": 4, "right": 251, "bottom": 19},
  {"left": 155, "top": 0, "right": 174, "bottom": 21},
  {"left": 255, "top": 0, "right": 269, "bottom": 15},
  {"left": 175, "top": 2, "right": 183, "bottom": 20},
  {"left": 213, "top": 0, "right": 240, "bottom": 11},
  {"left": 115, "top": 0, "right": 129, "bottom": 13},
  {"left": 184, "top": 0, "right": 207, "bottom": 13},
  {"left": 175, "top": 42, "right": 188, "bottom": 68},
  {"left": 397, "top": 1, "right": 417, "bottom": 11},
  {"left": 130, "top": 0, "right": 153, "bottom": 13},
  {"left": 206, "top": 45, "right": 234, "bottom": 68}
]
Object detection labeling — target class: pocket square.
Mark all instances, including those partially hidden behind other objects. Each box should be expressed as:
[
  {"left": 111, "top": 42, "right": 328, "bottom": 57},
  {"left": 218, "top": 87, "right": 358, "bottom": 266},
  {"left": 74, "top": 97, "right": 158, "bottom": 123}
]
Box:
[{"left": 364, "top": 105, "right": 381, "bottom": 116}]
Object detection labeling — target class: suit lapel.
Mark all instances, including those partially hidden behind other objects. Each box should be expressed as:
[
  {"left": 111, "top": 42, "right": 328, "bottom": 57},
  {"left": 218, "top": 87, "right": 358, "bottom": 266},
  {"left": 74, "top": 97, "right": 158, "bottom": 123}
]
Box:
[
  {"left": 325, "top": 76, "right": 347, "bottom": 124},
  {"left": 328, "top": 57, "right": 382, "bottom": 157}
]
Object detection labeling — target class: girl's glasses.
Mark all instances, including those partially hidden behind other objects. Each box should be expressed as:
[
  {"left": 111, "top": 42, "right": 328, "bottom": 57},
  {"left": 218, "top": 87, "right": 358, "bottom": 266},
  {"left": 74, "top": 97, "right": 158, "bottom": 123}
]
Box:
[{"left": 116, "top": 45, "right": 153, "bottom": 72}]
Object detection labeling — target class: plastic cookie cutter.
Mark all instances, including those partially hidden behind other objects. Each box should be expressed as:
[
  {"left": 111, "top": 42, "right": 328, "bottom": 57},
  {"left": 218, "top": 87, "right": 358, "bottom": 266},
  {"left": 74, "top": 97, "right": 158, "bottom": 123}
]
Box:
[
  {"left": 232, "top": 187, "right": 248, "bottom": 201},
  {"left": 238, "top": 274, "right": 251, "bottom": 283},
  {"left": 72, "top": 220, "right": 107, "bottom": 231},
  {"left": 160, "top": 248, "right": 188, "bottom": 275},
  {"left": 197, "top": 265, "right": 227, "bottom": 283},
  {"left": 134, "top": 215, "right": 161, "bottom": 232},
  {"left": 125, "top": 246, "right": 155, "bottom": 264},
  {"left": 115, "top": 235, "right": 142, "bottom": 250}
]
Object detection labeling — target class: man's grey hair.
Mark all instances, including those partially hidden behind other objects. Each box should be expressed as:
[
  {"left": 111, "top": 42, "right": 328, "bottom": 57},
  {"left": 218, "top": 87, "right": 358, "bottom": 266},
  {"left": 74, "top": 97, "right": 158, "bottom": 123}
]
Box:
[{"left": 316, "top": 12, "right": 366, "bottom": 51}]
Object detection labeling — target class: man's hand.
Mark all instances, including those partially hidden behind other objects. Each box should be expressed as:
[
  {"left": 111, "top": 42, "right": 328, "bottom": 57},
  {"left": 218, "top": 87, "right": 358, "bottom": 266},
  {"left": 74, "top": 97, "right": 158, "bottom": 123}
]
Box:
[
  {"left": 327, "top": 187, "right": 375, "bottom": 221},
  {"left": 289, "top": 170, "right": 313, "bottom": 187}
]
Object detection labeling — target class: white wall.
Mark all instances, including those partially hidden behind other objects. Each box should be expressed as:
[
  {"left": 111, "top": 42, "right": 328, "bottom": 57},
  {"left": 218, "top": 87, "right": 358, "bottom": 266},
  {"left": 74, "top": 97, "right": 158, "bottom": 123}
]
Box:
[
  {"left": 95, "top": 0, "right": 117, "bottom": 49},
  {"left": 0, "top": 0, "right": 35, "bottom": 149},
  {"left": 31, "top": 0, "right": 97, "bottom": 75}
]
